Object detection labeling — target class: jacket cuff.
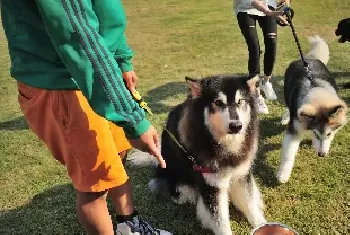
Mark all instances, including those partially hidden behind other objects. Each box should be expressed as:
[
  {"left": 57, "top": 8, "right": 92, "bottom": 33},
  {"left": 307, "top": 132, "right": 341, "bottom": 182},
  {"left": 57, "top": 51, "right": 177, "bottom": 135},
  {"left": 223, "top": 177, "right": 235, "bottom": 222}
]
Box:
[
  {"left": 117, "top": 59, "right": 134, "bottom": 73},
  {"left": 123, "top": 118, "right": 151, "bottom": 139}
]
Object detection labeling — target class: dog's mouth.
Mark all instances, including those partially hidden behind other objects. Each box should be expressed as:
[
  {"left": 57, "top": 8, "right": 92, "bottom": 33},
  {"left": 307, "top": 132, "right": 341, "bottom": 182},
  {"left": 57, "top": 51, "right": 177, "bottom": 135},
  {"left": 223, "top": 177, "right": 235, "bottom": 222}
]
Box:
[{"left": 317, "top": 152, "right": 327, "bottom": 157}]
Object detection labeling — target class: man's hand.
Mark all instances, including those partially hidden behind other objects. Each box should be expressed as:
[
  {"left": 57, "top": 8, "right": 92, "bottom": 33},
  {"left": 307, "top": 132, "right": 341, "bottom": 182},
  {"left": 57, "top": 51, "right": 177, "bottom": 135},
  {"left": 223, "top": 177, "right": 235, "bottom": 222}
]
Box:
[
  {"left": 122, "top": 70, "right": 138, "bottom": 92},
  {"left": 129, "top": 125, "right": 166, "bottom": 168}
]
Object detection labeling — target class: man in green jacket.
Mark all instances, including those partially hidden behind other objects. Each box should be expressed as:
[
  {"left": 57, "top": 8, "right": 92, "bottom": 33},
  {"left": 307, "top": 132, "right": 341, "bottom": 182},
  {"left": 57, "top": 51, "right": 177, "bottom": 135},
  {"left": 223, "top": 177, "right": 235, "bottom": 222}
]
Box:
[{"left": 1, "top": 0, "right": 170, "bottom": 234}]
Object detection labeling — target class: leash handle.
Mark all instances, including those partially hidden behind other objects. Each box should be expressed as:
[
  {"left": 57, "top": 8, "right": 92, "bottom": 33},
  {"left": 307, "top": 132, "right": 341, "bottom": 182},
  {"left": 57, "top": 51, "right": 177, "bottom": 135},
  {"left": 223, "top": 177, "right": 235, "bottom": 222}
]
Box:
[{"left": 277, "top": 5, "right": 294, "bottom": 27}]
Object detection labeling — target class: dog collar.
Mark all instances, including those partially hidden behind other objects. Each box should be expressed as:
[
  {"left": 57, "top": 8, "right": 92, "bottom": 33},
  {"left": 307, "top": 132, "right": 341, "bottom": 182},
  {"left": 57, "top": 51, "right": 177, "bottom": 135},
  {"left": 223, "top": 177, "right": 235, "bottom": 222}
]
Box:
[
  {"left": 193, "top": 165, "right": 215, "bottom": 174},
  {"left": 187, "top": 155, "right": 216, "bottom": 174}
]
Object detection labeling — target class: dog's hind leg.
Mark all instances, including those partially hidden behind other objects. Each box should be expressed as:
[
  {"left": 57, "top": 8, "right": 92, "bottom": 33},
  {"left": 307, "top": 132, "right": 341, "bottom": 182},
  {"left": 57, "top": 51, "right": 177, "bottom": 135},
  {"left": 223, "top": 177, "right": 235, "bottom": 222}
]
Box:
[
  {"left": 196, "top": 184, "right": 232, "bottom": 235},
  {"left": 277, "top": 131, "right": 302, "bottom": 183},
  {"left": 229, "top": 174, "right": 266, "bottom": 228}
]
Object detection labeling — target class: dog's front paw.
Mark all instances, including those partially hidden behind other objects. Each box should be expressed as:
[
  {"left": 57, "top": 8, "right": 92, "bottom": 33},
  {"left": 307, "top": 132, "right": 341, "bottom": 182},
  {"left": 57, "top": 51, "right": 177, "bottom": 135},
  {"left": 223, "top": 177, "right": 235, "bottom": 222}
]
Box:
[
  {"left": 280, "top": 110, "right": 290, "bottom": 125},
  {"left": 258, "top": 198, "right": 264, "bottom": 211},
  {"left": 281, "top": 118, "right": 290, "bottom": 126},
  {"left": 277, "top": 171, "right": 291, "bottom": 183},
  {"left": 251, "top": 218, "right": 267, "bottom": 229},
  {"left": 212, "top": 225, "right": 233, "bottom": 235}
]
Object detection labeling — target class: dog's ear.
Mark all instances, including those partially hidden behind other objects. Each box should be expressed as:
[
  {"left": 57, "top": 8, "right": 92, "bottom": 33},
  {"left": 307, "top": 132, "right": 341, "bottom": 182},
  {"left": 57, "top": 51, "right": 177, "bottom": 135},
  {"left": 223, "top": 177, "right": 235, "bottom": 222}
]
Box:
[
  {"left": 327, "top": 102, "right": 348, "bottom": 126},
  {"left": 329, "top": 104, "right": 346, "bottom": 117},
  {"left": 297, "top": 104, "right": 317, "bottom": 124},
  {"left": 246, "top": 75, "right": 259, "bottom": 93},
  {"left": 185, "top": 76, "right": 201, "bottom": 97}
]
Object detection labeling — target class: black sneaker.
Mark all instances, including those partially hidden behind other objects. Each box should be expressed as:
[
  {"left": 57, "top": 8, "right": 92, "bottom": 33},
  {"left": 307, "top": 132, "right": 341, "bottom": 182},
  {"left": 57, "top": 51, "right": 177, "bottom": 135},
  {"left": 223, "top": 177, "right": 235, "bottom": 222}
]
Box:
[{"left": 115, "top": 215, "right": 172, "bottom": 235}]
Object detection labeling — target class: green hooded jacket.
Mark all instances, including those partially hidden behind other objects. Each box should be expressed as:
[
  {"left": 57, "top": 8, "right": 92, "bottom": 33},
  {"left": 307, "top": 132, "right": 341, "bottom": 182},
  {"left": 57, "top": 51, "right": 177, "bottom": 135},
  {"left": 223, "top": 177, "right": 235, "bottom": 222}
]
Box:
[{"left": 0, "top": 0, "right": 150, "bottom": 139}]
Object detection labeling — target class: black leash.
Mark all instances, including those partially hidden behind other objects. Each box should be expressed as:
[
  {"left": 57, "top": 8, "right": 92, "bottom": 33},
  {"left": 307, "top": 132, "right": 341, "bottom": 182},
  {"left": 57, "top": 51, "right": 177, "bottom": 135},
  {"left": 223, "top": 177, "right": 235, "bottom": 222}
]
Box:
[
  {"left": 163, "top": 127, "right": 196, "bottom": 166},
  {"left": 281, "top": 6, "right": 313, "bottom": 81},
  {"left": 163, "top": 127, "right": 214, "bottom": 173}
]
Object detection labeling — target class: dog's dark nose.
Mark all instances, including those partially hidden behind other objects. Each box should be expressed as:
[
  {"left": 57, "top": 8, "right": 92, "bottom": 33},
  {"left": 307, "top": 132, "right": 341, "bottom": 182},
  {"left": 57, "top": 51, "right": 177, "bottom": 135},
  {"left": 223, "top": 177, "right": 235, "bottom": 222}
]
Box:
[
  {"left": 228, "top": 121, "right": 242, "bottom": 134},
  {"left": 318, "top": 152, "right": 326, "bottom": 157}
]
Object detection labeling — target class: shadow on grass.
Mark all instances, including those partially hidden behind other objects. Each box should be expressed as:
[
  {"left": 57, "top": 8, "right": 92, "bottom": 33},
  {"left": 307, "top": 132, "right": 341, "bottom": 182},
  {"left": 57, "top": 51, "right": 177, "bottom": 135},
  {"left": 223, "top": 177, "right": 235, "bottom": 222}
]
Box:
[
  {"left": 332, "top": 71, "right": 350, "bottom": 79},
  {"left": 0, "top": 116, "right": 29, "bottom": 131},
  {"left": 254, "top": 143, "right": 280, "bottom": 188},
  {"left": 254, "top": 117, "right": 285, "bottom": 188},
  {"left": 259, "top": 117, "right": 285, "bottom": 140},
  {"left": 143, "top": 81, "right": 187, "bottom": 114},
  {"left": 0, "top": 184, "right": 82, "bottom": 234},
  {"left": 270, "top": 75, "right": 285, "bottom": 106}
]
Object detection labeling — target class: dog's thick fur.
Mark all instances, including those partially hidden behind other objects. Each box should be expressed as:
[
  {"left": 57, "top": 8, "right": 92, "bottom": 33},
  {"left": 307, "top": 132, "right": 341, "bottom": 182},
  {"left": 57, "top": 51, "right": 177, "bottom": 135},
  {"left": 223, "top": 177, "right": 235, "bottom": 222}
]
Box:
[
  {"left": 277, "top": 35, "right": 348, "bottom": 183},
  {"left": 130, "top": 75, "right": 266, "bottom": 234}
]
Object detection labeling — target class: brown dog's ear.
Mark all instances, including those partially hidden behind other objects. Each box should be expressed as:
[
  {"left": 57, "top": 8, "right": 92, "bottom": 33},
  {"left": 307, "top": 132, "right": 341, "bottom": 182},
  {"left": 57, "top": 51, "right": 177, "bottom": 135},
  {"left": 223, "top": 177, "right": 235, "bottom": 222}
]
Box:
[
  {"left": 297, "top": 104, "right": 317, "bottom": 124},
  {"left": 185, "top": 76, "right": 201, "bottom": 98}
]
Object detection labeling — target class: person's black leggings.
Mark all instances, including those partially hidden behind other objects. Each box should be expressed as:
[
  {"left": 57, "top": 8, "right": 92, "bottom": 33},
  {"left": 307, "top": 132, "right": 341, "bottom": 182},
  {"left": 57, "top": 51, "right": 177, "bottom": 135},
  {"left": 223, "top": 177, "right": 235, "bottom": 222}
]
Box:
[{"left": 237, "top": 12, "right": 277, "bottom": 77}]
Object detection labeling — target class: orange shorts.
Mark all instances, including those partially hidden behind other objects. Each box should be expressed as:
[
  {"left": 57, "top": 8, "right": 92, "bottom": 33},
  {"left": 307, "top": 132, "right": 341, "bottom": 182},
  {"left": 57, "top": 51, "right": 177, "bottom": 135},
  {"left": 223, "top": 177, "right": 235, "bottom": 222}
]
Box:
[{"left": 17, "top": 82, "right": 132, "bottom": 192}]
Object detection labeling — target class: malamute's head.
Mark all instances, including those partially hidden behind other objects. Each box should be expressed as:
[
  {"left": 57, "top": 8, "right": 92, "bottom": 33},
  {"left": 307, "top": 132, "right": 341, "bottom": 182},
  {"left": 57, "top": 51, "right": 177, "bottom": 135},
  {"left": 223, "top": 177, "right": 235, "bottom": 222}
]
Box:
[
  {"left": 297, "top": 91, "right": 348, "bottom": 157},
  {"left": 185, "top": 75, "right": 257, "bottom": 146}
]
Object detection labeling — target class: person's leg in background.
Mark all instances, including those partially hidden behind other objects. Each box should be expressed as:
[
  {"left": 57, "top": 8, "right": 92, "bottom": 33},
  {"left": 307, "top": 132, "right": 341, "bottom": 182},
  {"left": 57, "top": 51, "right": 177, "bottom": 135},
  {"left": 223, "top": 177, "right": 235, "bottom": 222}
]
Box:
[
  {"left": 237, "top": 12, "right": 261, "bottom": 77},
  {"left": 17, "top": 82, "right": 170, "bottom": 234},
  {"left": 258, "top": 13, "right": 278, "bottom": 101},
  {"left": 237, "top": 12, "right": 269, "bottom": 114}
]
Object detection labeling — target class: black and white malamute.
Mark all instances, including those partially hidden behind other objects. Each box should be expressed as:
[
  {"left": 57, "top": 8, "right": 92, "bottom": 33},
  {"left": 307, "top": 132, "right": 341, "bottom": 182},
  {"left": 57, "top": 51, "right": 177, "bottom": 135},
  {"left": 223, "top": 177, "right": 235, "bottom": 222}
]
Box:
[
  {"left": 277, "top": 35, "right": 348, "bottom": 183},
  {"left": 130, "top": 75, "right": 266, "bottom": 234}
]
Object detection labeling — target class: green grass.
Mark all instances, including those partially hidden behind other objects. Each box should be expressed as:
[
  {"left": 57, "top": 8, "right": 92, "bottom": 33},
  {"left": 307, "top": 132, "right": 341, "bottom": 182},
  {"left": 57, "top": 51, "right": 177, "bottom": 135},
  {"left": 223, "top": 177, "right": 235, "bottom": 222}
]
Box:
[{"left": 0, "top": 0, "right": 349, "bottom": 234}]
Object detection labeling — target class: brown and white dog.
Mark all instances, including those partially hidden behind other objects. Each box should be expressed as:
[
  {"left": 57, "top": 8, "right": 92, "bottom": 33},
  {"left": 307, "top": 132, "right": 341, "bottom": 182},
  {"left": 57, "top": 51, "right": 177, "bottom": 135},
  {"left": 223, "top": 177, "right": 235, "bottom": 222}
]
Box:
[
  {"left": 129, "top": 75, "right": 266, "bottom": 234},
  {"left": 278, "top": 36, "right": 348, "bottom": 183}
]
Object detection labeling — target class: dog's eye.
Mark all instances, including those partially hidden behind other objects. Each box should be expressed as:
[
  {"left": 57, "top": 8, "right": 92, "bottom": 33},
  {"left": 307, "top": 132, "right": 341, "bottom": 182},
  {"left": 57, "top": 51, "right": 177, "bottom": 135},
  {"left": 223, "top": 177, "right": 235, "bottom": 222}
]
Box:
[
  {"left": 237, "top": 99, "right": 246, "bottom": 106},
  {"left": 326, "top": 132, "right": 331, "bottom": 137},
  {"left": 214, "top": 99, "right": 225, "bottom": 108}
]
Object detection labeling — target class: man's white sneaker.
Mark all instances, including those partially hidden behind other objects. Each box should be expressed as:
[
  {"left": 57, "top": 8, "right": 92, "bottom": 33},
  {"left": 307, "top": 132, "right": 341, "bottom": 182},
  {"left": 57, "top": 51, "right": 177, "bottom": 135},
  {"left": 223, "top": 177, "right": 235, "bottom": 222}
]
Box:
[
  {"left": 257, "top": 95, "right": 269, "bottom": 114},
  {"left": 260, "top": 80, "right": 277, "bottom": 100}
]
